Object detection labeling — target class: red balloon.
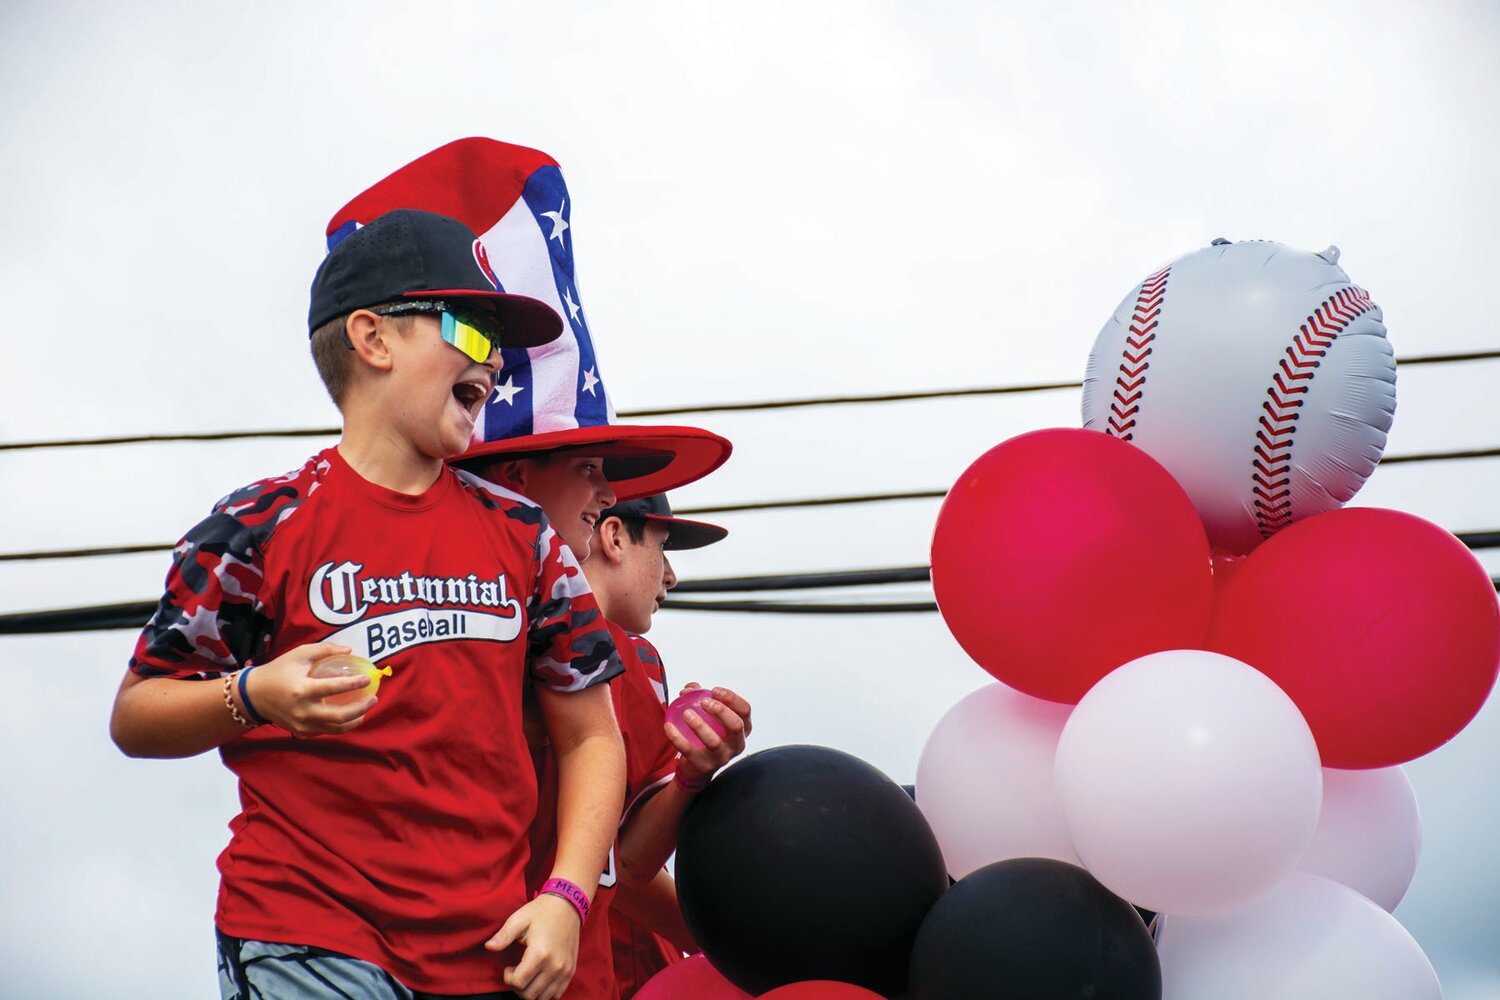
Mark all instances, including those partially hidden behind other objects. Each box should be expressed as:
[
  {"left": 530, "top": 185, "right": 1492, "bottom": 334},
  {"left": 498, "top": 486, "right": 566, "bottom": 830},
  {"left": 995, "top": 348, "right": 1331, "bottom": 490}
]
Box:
[
  {"left": 757, "top": 983, "right": 886, "bottom": 999},
  {"left": 635, "top": 953, "right": 752, "bottom": 1000},
  {"left": 1211, "top": 554, "right": 1247, "bottom": 595},
  {"left": 1209, "top": 507, "right": 1500, "bottom": 768},
  {"left": 931, "top": 428, "right": 1213, "bottom": 702}
]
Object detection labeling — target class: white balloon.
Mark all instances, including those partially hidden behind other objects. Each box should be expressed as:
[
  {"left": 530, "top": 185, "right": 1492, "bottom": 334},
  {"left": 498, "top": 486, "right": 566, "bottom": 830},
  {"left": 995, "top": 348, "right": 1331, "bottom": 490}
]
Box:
[
  {"left": 1157, "top": 872, "right": 1442, "bottom": 1000},
  {"left": 1054, "top": 650, "right": 1322, "bottom": 915},
  {"left": 1082, "top": 239, "right": 1396, "bottom": 555},
  {"left": 916, "top": 683, "right": 1079, "bottom": 877},
  {"left": 1297, "top": 766, "right": 1422, "bottom": 912}
]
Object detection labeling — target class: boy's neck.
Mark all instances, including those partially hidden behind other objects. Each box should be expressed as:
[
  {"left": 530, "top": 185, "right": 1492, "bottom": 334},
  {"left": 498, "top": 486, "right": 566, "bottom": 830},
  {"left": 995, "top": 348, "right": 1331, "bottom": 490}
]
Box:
[
  {"left": 579, "top": 562, "right": 621, "bottom": 623},
  {"left": 337, "top": 422, "right": 445, "bottom": 496}
]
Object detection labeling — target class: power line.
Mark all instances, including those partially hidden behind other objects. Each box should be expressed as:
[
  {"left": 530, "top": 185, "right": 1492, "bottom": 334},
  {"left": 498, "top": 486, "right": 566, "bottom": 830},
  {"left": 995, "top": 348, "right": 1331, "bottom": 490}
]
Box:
[
  {"left": 1378, "top": 447, "right": 1500, "bottom": 466},
  {"left": 674, "top": 448, "right": 1500, "bottom": 515},
  {"left": 4, "top": 472, "right": 1499, "bottom": 566},
  {"left": 661, "top": 599, "right": 939, "bottom": 614},
  {"left": 630, "top": 350, "right": 1499, "bottom": 417},
  {"left": 6, "top": 554, "right": 1500, "bottom": 634},
  {"left": 0, "top": 543, "right": 175, "bottom": 564},
  {"left": 4, "top": 348, "right": 1495, "bottom": 454},
  {"left": 677, "top": 490, "right": 946, "bottom": 517},
  {"left": 0, "top": 601, "right": 158, "bottom": 635},
  {"left": 674, "top": 566, "right": 931, "bottom": 593},
  {"left": 626, "top": 381, "right": 1083, "bottom": 417}
]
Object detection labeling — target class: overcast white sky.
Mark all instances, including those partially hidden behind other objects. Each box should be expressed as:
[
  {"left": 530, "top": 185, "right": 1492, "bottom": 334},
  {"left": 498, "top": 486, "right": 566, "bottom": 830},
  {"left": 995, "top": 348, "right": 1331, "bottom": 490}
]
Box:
[{"left": 2, "top": 2, "right": 1499, "bottom": 997}]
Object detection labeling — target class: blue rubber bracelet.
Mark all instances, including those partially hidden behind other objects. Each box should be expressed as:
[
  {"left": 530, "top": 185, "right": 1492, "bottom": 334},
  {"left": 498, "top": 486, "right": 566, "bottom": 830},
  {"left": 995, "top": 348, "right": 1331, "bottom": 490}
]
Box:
[{"left": 237, "top": 665, "right": 269, "bottom": 727}]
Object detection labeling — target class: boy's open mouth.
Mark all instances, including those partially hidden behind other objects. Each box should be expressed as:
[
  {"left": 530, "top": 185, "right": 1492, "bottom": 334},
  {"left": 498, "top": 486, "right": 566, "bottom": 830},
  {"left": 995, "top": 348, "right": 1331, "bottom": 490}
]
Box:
[{"left": 451, "top": 379, "right": 489, "bottom": 416}]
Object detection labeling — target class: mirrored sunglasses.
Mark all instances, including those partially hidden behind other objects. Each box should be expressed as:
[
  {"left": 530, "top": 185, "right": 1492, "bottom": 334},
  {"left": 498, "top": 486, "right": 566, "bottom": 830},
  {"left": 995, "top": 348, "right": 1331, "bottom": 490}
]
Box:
[{"left": 368, "top": 300, "right": 501, "bottom": 364}]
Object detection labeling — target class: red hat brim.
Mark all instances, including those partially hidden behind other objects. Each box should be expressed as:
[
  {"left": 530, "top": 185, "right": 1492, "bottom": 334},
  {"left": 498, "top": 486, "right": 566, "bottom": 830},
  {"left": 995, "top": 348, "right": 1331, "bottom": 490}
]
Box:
[{"left": 451, "top": 424, "right": 732, "bottom": 501}]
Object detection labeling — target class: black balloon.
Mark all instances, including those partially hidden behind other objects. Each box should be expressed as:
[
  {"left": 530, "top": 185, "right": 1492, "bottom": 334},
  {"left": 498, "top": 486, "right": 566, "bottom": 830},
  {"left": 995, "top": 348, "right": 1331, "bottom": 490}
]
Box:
[
  {"left": 677, "top": 745, "right": 948, "bottom": 998},
  {"left": 908, "top": 858, "right": 1161, "bottom": 1000}
]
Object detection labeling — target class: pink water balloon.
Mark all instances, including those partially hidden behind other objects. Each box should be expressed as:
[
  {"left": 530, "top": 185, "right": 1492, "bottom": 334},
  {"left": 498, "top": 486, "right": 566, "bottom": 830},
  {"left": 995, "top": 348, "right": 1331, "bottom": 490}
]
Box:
[{"left": 666, "top": 688, "right": 729, "bottom": 750}]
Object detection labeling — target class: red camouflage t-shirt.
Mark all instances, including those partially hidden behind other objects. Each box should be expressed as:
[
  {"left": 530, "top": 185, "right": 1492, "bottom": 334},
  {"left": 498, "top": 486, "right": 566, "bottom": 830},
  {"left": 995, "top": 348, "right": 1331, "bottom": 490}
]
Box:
[
  {"left": 129, "top": 448, "right": 621, "bottom": 993},
  {"left": 527, "top": 625, "right": 679, "bottom": 1000}
]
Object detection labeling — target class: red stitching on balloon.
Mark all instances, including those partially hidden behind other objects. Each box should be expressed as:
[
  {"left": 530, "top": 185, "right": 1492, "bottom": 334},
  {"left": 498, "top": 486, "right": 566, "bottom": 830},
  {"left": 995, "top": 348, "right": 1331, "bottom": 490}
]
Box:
[
  {"left": 1251, "top": 286, "right": 1376, "bottom": 538},
  {"left": 1106, "top": 267, "right": 1171, "bottom": 441}
]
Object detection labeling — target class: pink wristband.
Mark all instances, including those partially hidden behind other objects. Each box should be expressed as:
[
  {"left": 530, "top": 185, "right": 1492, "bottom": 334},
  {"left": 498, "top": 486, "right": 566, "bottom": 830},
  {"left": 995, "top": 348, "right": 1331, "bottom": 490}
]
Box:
[
  {"left": 537, "top": 877, "right": 590, "bottom": 923},
  {"left": 675, "top": 771, "right": 709, "bottom": 793}
]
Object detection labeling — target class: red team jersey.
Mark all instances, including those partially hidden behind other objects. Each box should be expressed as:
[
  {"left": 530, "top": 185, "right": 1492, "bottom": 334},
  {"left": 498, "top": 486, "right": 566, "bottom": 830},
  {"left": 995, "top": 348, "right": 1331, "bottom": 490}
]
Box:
[
  {"left": 129, "top": 448, "right": 621, "bottom": 993},
  {"left": 527, "top": 625, "right": 681, "bottom": 1000},
  {"left": 606, "top": 634, "right": 688, "bottom": 999}
]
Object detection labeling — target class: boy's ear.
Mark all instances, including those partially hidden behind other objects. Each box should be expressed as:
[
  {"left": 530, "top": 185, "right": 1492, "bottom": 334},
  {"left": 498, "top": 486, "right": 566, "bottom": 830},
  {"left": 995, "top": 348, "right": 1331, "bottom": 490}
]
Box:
[
  {"left": 345, "top": 310, "right": 396, "bottom": 373},
  {"left": 594, "top": 516, "right": 628, "bottom": 565},
  {"left": 494, "top": 459, "right": 528, "bottom": 491}
]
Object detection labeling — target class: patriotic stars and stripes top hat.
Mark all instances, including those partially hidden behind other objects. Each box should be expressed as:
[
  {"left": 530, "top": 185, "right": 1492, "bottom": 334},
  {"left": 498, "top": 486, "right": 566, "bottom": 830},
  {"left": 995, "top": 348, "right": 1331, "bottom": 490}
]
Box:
[{"left": 325, "top": 137, "right": 731, "bottom": 502}]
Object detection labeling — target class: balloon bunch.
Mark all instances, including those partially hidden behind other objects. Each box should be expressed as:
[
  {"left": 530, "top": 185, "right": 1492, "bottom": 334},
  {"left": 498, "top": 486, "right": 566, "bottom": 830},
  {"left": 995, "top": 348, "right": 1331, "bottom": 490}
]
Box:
[
  {"left": 657, "top": 744, "right": 1158, "bottom": 1000},
  {"left": 918, "top": 240, "right": 1499, "bottom": 998},
  {"left": 648, "top": 240, "right": 1497, "bottom": 1000},
  {"left": 666, "top": 745, "right": 949, "bottom": 997}
]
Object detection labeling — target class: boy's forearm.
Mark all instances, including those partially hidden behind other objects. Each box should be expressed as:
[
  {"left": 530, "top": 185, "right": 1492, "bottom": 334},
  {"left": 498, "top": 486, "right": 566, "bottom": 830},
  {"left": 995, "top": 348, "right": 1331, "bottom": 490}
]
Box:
[
  {"left": 110, "top": 671, "right": 245, "bottom": 758},
  {"left": 538, "top": 685, "right": 627, "bottom": 898},
  {"left": 616, "top": 783, "right": 695, "bottom": 887},
  {"left": 610, "top": 867, "right": 697, "bottom": 955},
  {"left": 549, "top": 732, "right": 626, "bottom": 896},
  {"left": 112, "top": 644, "right": 372, "bottom": 758}
]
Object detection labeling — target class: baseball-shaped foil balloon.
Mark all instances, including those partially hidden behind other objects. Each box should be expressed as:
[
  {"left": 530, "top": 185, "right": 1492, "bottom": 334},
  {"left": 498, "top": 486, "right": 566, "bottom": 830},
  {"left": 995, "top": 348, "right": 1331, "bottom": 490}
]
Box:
[{"left": 1082, "top": 239, "right": 1396, "bottom": 555}]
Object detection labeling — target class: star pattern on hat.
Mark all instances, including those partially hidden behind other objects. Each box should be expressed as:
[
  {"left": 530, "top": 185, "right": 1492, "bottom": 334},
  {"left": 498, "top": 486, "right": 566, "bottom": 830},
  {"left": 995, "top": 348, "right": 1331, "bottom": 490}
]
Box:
[
  {"left": 492, "top": 376, "right": 524, "bottom": 406},
  {"left": 541, "top": 200, "right": 570, "bottom": 247},
  {"left": 563, "top": 286, "right": 583, "bottom": 323},
  {"left": 581, "top": 367, "right": 600, "bottom": 396}
]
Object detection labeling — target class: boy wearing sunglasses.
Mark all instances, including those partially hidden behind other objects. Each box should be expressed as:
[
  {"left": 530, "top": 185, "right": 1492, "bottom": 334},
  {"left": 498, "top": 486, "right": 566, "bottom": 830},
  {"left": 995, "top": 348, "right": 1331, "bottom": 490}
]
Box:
[{"left": 111, "top": 208, "right": 627, "bottom": 1000}]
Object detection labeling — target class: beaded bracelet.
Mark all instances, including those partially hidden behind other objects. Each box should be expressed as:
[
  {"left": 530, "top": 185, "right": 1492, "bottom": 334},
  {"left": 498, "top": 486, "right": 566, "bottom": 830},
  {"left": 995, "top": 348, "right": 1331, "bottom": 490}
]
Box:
[
  {"left": 224, "top": 671, "right": 256, "bottom": 728},
  {"left": 536, "top": 877, "right": 590, "bottom": 923}
]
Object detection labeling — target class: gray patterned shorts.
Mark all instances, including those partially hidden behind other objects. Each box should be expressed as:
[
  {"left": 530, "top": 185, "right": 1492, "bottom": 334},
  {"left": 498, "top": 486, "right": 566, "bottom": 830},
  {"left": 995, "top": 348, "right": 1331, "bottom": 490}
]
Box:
[{"left": 215, "top": 932, "right": 517, "bottom": 1000}]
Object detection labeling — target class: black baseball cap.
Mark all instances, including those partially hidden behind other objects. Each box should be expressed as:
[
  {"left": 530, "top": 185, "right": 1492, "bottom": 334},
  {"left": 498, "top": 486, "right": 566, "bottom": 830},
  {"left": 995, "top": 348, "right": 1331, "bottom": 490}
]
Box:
[
  {"left": 600, "top": 494, "right": 728, "bottom": 550},
  {"left": 308, "top": 208, "right": 562, "bottom": 348}
]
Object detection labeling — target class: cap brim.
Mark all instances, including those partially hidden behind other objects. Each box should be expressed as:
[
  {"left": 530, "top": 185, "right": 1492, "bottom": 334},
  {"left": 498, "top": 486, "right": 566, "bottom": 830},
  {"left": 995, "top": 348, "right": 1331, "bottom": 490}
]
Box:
[
  {"left": 407, "top": 289, "right": 561, "bottom": 349},
  {"left": 640, "top": 513, "right": 728, "bottom": 550},
  {"left": 451, "top": 424, "right": 732, "bottom": 501}
]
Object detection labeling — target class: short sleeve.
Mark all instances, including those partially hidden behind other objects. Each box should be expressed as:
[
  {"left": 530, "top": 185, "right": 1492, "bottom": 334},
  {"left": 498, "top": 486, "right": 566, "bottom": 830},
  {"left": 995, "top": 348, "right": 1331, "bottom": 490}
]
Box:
[
  {"left": 527, "top": 523, "right": 621, "bottom": 691},
  {"left": 629, "top": 633, "right": 671, "bottom": 710},
  {"left": 128, "top": 506, "right": 275, "bottom": 680},
  {"left": 617, "top": 632, "right": 679, "bottom": 816}
]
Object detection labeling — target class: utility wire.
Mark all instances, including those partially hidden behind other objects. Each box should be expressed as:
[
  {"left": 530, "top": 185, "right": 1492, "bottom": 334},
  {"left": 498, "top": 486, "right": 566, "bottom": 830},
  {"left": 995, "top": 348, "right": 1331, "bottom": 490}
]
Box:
[
  {"left": 4, "top": 474, "right": 1500, "bottom": 566},
  {"left": 673, "top": 566, "right": 931, "bottom": 593},
  {"left": 676, "top": 490, "right": 947, "bottom": 517},
  {"left": 7, "top": 584, "right": 1500, "bottom": 633},
  {"left": 0, "top": 601, "right": 159, "bottom": 635},
  {"left": 4, "top": 348, "right": 1495, "bottom": 454},
  {"left": 0, "top": 543, "right": 175, "bottom": 564},
  {"left": 1378, "top": 447, "right": 1500, "bottom": 466},
  {"left": 661, "top": 599, "right": 939, "bottom": 614},
  {"left": 5, "top": 545, "right": 1500, "bottom": 633}
]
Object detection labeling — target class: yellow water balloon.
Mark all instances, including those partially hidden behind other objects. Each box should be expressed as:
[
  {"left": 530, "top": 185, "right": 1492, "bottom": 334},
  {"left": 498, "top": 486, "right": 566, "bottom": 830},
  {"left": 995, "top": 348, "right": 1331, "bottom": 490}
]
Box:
[{"left": 309, "top": 654, "right": 392, "bottom": 706}]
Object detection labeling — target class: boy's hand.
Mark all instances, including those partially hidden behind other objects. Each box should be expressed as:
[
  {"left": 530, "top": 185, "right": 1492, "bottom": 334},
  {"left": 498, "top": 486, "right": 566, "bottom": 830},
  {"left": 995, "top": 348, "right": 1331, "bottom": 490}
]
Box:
[
  {"left": 485, "top": 894, "right": 580, "bottom": 1000},
  {"left": 244, "top": 643, "right": 376, "bottom": 736},
  {"left": 665, "top": 683, "right": 752, "bottom": 785}
]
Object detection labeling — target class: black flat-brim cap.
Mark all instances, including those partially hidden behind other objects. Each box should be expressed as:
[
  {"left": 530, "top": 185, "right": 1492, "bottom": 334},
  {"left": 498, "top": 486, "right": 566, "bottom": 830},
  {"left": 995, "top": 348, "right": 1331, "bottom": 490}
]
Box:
[
  {"left": 308, "top": 208, "right": 562, "bottom": 348},
  {"left": 600, "top": 493, "right": 728, "bottom": 550}
]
